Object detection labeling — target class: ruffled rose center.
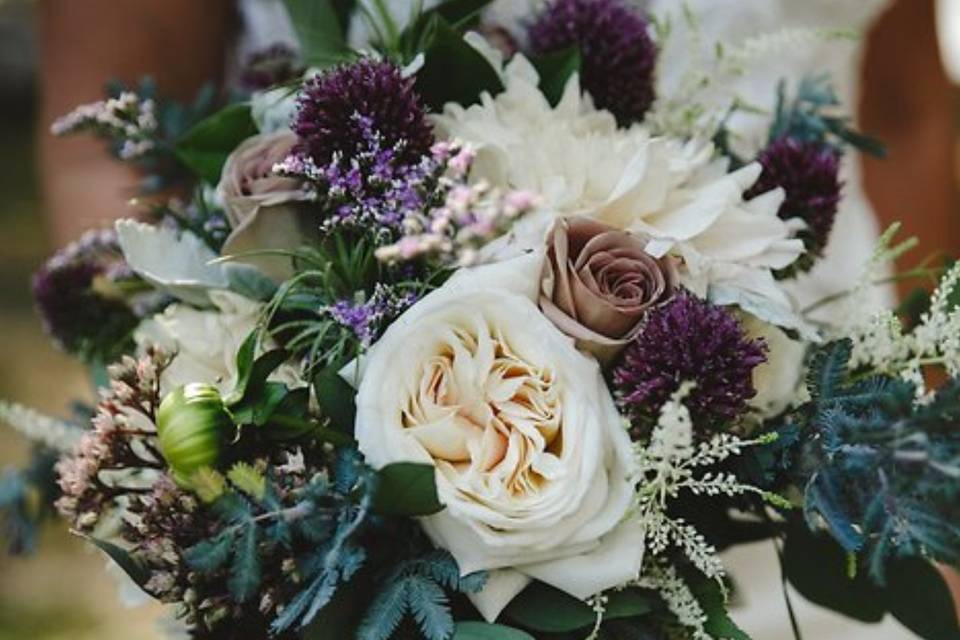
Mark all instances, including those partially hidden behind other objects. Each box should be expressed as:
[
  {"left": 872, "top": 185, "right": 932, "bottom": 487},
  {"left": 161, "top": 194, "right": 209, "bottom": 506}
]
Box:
[{"left": 401, "top": 322, "right": 562, "bottom": 503}]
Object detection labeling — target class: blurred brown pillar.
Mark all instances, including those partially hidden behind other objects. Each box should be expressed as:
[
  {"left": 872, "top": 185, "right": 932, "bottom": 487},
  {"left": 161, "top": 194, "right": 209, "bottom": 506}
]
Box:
[
  {"left": 38, "top": 0, "right": 235, "bottom": 247},
  {"left": 860, "top": 0, "right": 960, "bottom": 294}
]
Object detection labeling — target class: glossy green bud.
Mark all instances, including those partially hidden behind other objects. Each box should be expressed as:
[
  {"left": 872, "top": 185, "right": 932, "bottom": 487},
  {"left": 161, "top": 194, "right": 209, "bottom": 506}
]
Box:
[{"left": 156, "top": 383, "right": 232, "bottom": 484}]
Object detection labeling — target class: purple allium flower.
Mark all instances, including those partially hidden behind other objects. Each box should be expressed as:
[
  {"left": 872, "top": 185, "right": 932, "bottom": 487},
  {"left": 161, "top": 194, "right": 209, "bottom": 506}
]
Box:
[
  {"left": 293, "top": 58, "right": 434, "bottom": 166},
  {"left": 614, "top": 292, "right": 767, "bottom": 434},
  {"left": 240, "top": 43, "right": 304, "bottom": 92},
  {"left": 528, "top": 0, "right": 657, "bottom": 126},
  {"left": 745, "top": 137, "right": 843, "bottom": 274},
  {"left": 32, "top": 229, "right": 139, "bottom": 363}
]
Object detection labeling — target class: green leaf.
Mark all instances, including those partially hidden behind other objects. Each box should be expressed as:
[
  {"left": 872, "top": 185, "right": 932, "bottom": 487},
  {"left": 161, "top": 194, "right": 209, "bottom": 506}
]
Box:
[
  {"left": 174, "top": 103, "right": 258, "bottom": 184},
  {"left": 372, "top": 463, "right": 443, "bottom": 516},
  {"left": 225, "top": 332, "right": 289, "bottom": 409},
  {"left": 313, "top": 365, "right": 357, "bottom": 433},
  {"left": 230, "top": 381, "right": 291, "bottom": 426},
  {"left": 228, "top": 524, "right": 261, "bottom": 603},
  {"left": 224, "top": 263, "right": 279, "bottom": 301},
  {"left": 885, "top": 558, "right": 960, "bottom": 640},
  {"left": 454, "top": 622, "right": 535, "bottom": 639},
  {"left": 688, "top": 575, "right": 752, "bottom": 640},
  {"left": 422, "top": 0, "right": 493, "bottom": 29},
  {"left": 530, "top": 47, "right": 581, "bottom": 106},
  {"left": 783, "top": 525, "right": 886, "bottom": 623},
  {"left": 283, "top": 0, "right": 354, "bottom": 68},
  {"left": 78, "top": 534, "right": 151, "bottom": 589},
  {"left": 413, "top": 15, "right": 503, "bottom": 110},
  {"left": 504, "top": 582, "right": 656, "bottom": 633}
]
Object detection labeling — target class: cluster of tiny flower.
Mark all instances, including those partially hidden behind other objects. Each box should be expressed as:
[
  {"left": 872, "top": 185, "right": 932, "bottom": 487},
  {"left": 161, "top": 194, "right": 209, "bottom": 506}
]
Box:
[
  {"left": 55, "top": 348, "right": 170, "bottom": 530},
  {"left": 375, "top": 143, "right": 538, "bottom": 266},
  {"left": 635, "top": 560, "right": 711, "bottom": 640},
  {"left": 848, "top": 261, "right": 960, "bottom": 394},
  {"left": 276, "top": 113, "right": 450, "bottom": 238},
  {"left": 51, "top": 91, "right": 159, "bottom": 160},
  {"left": 632, "top": 382, "right": 782, "bottom": 580},
  {"left": 324, "top": 284, "right": 419, "bottom": 347}
]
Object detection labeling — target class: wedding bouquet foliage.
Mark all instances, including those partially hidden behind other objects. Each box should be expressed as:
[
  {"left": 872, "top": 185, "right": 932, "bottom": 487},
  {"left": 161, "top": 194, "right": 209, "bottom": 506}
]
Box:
[{"left": 3, "top": 1, "right": 960, "bottom": 639}]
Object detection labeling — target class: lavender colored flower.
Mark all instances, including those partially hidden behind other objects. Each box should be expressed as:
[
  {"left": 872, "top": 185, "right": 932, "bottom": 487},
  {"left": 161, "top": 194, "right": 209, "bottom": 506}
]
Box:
[
  {"left": 32, "top": 229, "right": 140, "bottom": 363},
  {"left": 277, "top": 117, "right": 454, "bottom": 236},
  {"left": 325, "top": 284, "right": 418, "bottom": 347},
  {"left": 745, "top": 137, "right": 842, "bottom": 275},
  {"left": 614, "top": 292, "right": 767, "bottom": 434},
  {"left": 528, "top": 0, "right": 657, "bottom": 126},
  {"left": 293, "top": 58, "right": 434, "bottom": 166}
]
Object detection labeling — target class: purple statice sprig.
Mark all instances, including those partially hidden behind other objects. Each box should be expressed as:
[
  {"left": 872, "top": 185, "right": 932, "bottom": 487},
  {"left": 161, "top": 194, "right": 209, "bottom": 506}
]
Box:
[
  {"left": 376, "top": 143, "right": 538, "bottom": 267},
  {"left": 51, "top": 91, "right": 159, "bottom": 160},
  {"left": 276, "top": 114, "right": 455, "bottom": 240},
  {"left": 614, "top": 292, "right": 767, "bottom": 436},
  {"left": 323, "top": 284, "right": 419, "bottom": 348}
]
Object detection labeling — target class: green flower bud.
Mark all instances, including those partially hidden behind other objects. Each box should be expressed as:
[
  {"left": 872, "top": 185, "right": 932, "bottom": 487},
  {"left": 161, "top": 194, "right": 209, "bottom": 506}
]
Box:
[{"left": 156, "top": 383, "right": 232, "bottom": 484}]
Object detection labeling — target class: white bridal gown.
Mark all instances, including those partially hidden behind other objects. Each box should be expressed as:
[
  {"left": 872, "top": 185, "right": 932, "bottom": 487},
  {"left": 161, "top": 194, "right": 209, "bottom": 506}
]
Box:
[{"left": 239, "top": 0, "right": 907, "bottom": 638}]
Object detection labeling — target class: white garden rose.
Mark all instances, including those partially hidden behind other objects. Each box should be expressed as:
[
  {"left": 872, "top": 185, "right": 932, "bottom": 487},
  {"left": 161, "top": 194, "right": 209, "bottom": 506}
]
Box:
[{"left": 348, "top": 253, "right": 644, "bottom": 621}]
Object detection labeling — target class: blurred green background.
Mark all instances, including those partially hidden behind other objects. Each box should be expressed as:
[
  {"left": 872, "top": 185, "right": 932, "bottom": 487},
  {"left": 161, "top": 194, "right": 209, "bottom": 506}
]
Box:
[{"left": 0, "top": 2, "right": 164, "bottom": 637}]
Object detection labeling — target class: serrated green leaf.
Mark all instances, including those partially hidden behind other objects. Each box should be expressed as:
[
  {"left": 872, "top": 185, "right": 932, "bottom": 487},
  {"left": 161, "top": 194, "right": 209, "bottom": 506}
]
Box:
[
  {"left": 228, "top": 462, "right": 267, "bottom": 501},
  {"left": 453, "top": 622, "right": 535, "bottom": 639},
  {"left": 372, "top": 463, "right": 443, "bottom": 517},
  {"left": 184, "top": 533, "right": 233, "bottom": 573},
  {"left": 77, "top": 534, "right": 150, "bottom": 589},
  {"left": 174, "top": 103, "right": 257, "bottom": 183},
  {"left": 188, "top": 467, "right": 228, "bottom": 503},
  {"left": 228, "top": 525, "right": 261, "bottom": 603},
  {"left": 413, "top": 16, "right": 503, "bottom": 110},
  {"left": 530, "top": 47, "right": 581, "bottom": 106}
]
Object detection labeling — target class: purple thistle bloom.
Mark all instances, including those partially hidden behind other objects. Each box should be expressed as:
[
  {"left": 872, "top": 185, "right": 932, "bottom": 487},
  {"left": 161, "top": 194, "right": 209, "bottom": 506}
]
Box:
[
  {"left": 32, "top": 229, "right": 140, "bottom": 363},
  {"left": 745, "top": 137, "right": 842, "bottom": 274},
  {"left": 293, "top": 58, "right": 434, "bottom": 166},
  {"left": 528, "top": 0, "right": 657, "bottom": 125},
  {"left": 614, "top": 292, "right": 767, "bottom": 434}
]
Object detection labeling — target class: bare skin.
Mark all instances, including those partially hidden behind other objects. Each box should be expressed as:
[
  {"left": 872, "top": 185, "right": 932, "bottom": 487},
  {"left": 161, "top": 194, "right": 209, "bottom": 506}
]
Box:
[{"left": 38, "top": 0, "right": 235, "bottom": 246}]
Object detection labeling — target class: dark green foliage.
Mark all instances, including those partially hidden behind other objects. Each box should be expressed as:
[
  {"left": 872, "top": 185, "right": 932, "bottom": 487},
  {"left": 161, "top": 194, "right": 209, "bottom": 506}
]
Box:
[
  {"left": 174, "top": 103, "right": 259, "bottom": 184},
  {"left": 504, "top": 582, "right": 658, "bottom": 635},
  {"left": 769, "top": 75, "right": 885, "bottom": 157},
  {"left": 0, "top": 448, "right": 58, "bottom": 555},
  {"left": 779, "top": 339, "right": 960, "bottom": 581},
  {"left": 530, "top": 47, "right": 582, "bottom": 107},
  {"left": 784, "top": 524, "right": 960, "bottom": 640},
  {"left": 357, "top": 550, "right": 486, "bottom": 640},
  {"left": 183, "top": 449, "right": 376, "bottom": 633},
  {"left": 282, "top": 0, "right": 356, "bottom": 68},
  {"left": 372, "top": 463, "right": 444, "bottom": 517}
]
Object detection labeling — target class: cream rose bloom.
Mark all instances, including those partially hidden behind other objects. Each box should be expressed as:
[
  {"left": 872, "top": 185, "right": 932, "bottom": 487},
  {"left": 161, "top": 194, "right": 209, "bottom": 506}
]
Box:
[
  {"left": 347, "top": 253, "right": 643, "bottom": 621},
  {"left": 433, "top": 55, "right": 815, "bottom": 338}
]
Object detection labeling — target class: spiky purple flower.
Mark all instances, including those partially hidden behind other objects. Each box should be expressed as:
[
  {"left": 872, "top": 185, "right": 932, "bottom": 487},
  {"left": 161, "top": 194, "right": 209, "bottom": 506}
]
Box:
[
  {"left": 745, "top": 137, "right": 842, "bottom": 274},
  {"left": 614, "top": 292, "right": 767, "bottom": 434},
  {"left": 293, "top": 58, "right": 434, "bottom": 166},
  {"left": 32, "top": 229, "right": 139, "bottom": 363},
  {"left": 528, "top": 0, "right": 657, "bottom": 125}
]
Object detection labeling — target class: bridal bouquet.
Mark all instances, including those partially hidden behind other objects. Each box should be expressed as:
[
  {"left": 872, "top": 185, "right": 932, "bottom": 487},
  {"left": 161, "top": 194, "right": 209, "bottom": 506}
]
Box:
[{"left": 3, "top": 1, "right": 959, "bottom": 639}]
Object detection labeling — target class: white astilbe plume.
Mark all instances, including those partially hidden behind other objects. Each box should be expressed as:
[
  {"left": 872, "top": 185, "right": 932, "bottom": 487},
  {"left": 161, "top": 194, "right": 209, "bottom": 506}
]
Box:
[
  {"left": 633, "top": 382, "right": 783, "bottom": 581},
  {"left": 0, "top": 400, "right": 84, "bottom": 453},
  {"left": 636, "top": 560, "right": 710, "bottom": 640},
  {"left": 648, "top": 2, "right": 856, "bottom": 140},
  {"left": 846, "top": 259, "right": 960, "bottom": 395}
]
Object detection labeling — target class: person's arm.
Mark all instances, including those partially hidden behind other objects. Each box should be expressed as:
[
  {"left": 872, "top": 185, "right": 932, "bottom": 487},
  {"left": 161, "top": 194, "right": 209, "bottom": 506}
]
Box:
[
  {"left": 38, "top": 0, "right": 235, "bottom": 247},
  {"left": 860, "top": 0, "right": 960, "bottom": 292}
]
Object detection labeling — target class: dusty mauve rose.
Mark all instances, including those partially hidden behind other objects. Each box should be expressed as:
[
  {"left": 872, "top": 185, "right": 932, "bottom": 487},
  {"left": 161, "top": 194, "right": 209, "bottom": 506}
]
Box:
[
  {"left": 540, "top": 217, "right": 678, "bottom": 358},
  {"left": 218, "top": 131, "right": 312, "bottom": 281}
]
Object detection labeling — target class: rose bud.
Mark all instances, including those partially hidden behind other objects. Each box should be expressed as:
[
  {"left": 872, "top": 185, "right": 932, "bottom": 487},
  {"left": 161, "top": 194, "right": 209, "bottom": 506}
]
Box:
[
  {"left": 540, "top": 217, "right": 679, "bottom": 362},
  {"left": 217, "top": 131, "right": 313, "bottom": 281},
  {"left": 156, "top": 383, "right": 232, "bottom": 484}
]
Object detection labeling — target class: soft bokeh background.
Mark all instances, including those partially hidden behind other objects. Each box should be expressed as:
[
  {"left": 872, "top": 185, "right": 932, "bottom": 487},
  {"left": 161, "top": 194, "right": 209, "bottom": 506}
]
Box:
[{"left": 0, "top": 1, "right": 958, "bottom": 639}]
